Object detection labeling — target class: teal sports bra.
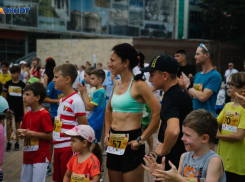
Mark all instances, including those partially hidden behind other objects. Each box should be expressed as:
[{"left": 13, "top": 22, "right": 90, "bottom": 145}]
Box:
[{"left": 111, "top": 77, "right": 144, "bottom": 113}]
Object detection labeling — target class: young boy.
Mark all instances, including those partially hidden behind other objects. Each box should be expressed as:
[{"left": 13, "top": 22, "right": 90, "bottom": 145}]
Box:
[
  {"left": 77, "top": 69, "right": 106, "bottom": 142},
  {"left": 83, "top": 66, "right": 96, "bottom": 102},
  {"left": 53, "top": 63, "right": 88, "bottom": 182},
  {"left": 17, "top": 82, "right": 53, "bottom": 182},
  {"left": 0, "top": 96, "right": 9, "bottom": 182},
  {"left": 4, "top": 66, "right": 26, "bottom": 151},
  {"left": 143, "top": 109, "right": 226, "bottom": 182},
  {"left": 0, "top": 61, "right": 11, "bottom": 97}
]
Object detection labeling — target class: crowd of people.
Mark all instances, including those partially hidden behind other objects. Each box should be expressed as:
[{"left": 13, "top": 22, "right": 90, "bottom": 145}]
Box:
[{"left": 0, "top": 42, "right": 245, "bottom": 182}]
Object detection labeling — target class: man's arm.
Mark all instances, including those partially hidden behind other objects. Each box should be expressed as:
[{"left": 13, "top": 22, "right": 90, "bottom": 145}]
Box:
[
  {"left": 155, "top": 118, "right": 180, "bottom": 156},
  {"left": 217, "top": 128, "right": 245, "bottom": 142},
  {"left": 188, "top": 88, "right": 214, "bottom": 102}
]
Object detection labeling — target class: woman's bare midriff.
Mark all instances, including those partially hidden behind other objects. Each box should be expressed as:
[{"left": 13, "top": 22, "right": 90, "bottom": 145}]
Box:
[{"left": 111, "top": 112, "right": 143, "bottom": 131}]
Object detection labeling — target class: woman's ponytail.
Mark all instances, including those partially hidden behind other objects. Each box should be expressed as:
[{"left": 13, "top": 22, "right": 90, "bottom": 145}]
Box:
[{"left": 134, "top": 51, "right": 145, "bottom": 81}]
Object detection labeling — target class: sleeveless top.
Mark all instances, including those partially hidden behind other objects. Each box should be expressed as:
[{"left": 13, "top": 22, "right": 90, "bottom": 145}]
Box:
[
  {"left": 182, "top": 150, "right": 226, "bottom": 182},
  {"left": 111, "top": 77, "right": 144, "bottom": 113}
]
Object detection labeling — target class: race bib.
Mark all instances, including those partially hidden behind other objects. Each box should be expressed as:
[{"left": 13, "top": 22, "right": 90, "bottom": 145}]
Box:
[
  {"left": 58, "top": 93, "right": 63, "bottom": 100},
  {"left": 193, "top": 84, "right": 203, "bottom": 92},
  {"left": 184, "top": 177, "right": 205, "bottom": 182},
  {"left": 8, "top": 86, "right": 22, "bottom": 96},
  {"left": 53, "top": 117, "right": 62, "bottom": 139},
  {"left": 106, "top": 133, "right": 129, "bottom": 155},
  {"left": 222, "top": 111, "right": 239, "bottom": 132},
  {"left": 24, "top": 138, "right": 39, "bottom": 151},
  {"left": 71, "top": 173, "right": 89, "bottom": 182}
]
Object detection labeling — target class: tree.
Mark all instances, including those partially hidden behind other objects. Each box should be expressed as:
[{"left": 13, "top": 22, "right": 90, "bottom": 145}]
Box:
[{"left": 199, "top": 0, "right": 245, "bottom": 43}]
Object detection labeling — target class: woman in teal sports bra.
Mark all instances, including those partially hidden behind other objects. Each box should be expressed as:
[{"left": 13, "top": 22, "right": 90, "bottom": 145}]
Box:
[{"left": 104, "top": 43, "right": 161, "bottom": 182}]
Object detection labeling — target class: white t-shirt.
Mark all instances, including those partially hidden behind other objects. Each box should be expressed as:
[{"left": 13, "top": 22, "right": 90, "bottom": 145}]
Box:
[{"left": 224, "top": 68, "right": 238, "bottom": 84}]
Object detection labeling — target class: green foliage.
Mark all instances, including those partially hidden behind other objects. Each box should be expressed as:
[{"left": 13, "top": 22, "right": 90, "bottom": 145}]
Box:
[{"left": 199, "top": 0, "right": 245, "bottom": 42}]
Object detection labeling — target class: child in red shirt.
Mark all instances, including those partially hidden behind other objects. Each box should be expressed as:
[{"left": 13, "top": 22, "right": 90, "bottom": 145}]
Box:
[
  {"left": 17, "top": 82, "right": 53, "bottom": 182},
  {"left": 63, "top": 125, "right": 102, "bottom": 182}
]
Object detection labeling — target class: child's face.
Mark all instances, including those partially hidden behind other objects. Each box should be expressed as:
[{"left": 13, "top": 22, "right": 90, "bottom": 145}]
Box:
[
  {"left": 53, "top": 71, "right": 66, "bottom": 90},
  {"left": 11, "top": 72, "right": 20, "bottom": 80},
  {"left": 226, "top": 78, "right": 242, "bottom": 97},
  {"left": 1, "top": 65, "right": 9, "bottom": 73},
  {"left": 23, "top": 90, "right": 38, "bottom": 106},
  {"left": 181, "top": 126, "right": 204, "bottom": 151},
  {"left": 90, "top": 74, "right": 101, "bottom": 87},
  {"left": 70, "top": 136, "right": 87, "bottom": 152},
  {"left": 84, "top": 72, "right": 90, "bottom": 84},
  {"left": 32, "top": 60, "right": 38, "bottom": 67}
]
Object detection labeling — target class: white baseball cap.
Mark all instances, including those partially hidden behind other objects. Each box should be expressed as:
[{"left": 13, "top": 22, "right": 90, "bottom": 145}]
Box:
[
  {"left": 64, "top": 125, "right": 96, "bottom": 143},
  {"left": 19, "top": 60, "right": 27, "bottom": 65}
]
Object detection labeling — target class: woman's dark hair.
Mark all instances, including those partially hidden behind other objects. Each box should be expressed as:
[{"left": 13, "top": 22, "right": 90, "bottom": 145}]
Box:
[
  {"left": 77, "top": 136, "right": 103, "bottom": 167},
  {"left": 112, "top": 43, "right": 145, "bottom": 81},
  {"left": 44, "top": 58, "right": 56, "bottom": 84}
]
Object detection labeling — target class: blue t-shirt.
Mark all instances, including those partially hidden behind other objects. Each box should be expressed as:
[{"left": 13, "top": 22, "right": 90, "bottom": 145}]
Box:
[
  {"left": 102, "top": 75, "right": 120, "bottom": 106},
  {"left": 88, "top": 88, "right": 106, "bottom": 130},
  {"left": 46, "top": 81, "right": 62, "bottom": 118},
  {"left": 193, "top": 69, "right": 222, "bottom": 116}
]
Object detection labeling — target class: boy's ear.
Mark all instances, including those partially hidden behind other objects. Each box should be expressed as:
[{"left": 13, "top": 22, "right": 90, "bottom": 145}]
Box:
[
  {"left": 35, "top": 95, "right": 41, "bottom": 102},
  {"left": 98, "top": 77, "right": 103, "bottom": 83},
  {"left": 202, "top": 134, "right": 209, "bottom": 144},
  {"left": 65, "top": 76, "right": 72, "bottom": 84}
]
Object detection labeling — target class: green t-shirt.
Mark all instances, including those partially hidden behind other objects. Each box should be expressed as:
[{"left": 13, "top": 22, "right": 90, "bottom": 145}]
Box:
[{"left": 217, "top": 102, "right": 245, "bottom": 175}]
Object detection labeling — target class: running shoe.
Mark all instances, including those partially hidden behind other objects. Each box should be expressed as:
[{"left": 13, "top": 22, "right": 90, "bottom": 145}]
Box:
[
  {"left": 46, "top": 165, "right": 53, "bottom": 177},
  {"left": 6, "top": 142, "right": 12, "bottom": 152},
  {"left": 14, "top": 142, "right": 20, "bottom": 151}
]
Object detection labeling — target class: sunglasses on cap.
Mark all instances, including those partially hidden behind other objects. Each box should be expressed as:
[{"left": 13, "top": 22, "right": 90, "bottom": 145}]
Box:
[{"left": 199, "top": 43, "right": 210, "bottom": 53}]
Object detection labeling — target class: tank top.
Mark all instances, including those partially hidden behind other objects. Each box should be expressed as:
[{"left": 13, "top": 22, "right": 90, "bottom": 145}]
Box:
[
  {"left": 182, "top": 150, "right": 226, "bottom": 182},
  {"left": 111, "top": 77, "right": 144, "bottom": 113}
]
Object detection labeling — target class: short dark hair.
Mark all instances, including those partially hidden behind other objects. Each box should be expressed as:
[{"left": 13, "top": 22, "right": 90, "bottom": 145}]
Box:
[
  {"left": 97, "top": 63, "right": 102, "bottom": 67},
  {"left": 158, "top": 71, "right": 177, "bottom": 80},
  {"left": 10, "top": 66, "right": 21, "bottom": 74},
  {"left": 24, "top": 82, "right": 47, "bottom": 104},
  {"left": 183, "top": 109, "right": 218, "bottom": 142},
  {"left": 1, "top": 61, "right": 10, "bottom": 67},
  {"left": 85, "top": 66, "right": 96, "bottom": 76},
  {"left": 175, "top": 49, "right": 186, "bottom": 55},
  {"left": 90, "top": 69, "right": 105, "bottom": 82},
  {"left": 54, "top": 63, "right": 78, "bottom": 84}
]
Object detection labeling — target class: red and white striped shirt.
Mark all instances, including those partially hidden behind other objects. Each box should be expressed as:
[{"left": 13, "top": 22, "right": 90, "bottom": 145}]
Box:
[{"left": 53, "top": 92, "right": 86, "bottom": 150}]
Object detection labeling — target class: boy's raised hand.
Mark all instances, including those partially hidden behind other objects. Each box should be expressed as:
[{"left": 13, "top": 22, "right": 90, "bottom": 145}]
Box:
[
  {"left": 235, "top": 92, "right": 245, "bottom": 108},
  {"left": 77, "top": 82, "right": 86, "bottom": 94},
  {"left": 142, "top": 154, "right": 165, "bottom": 174},
  {"left": 152, "top": 160, "right": 181, "bottom": 182}
]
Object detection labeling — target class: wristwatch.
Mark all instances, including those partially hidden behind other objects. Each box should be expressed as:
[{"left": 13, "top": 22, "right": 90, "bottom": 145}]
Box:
[{"left": 136, "top": 136, "right": 145, "bottom": 145}]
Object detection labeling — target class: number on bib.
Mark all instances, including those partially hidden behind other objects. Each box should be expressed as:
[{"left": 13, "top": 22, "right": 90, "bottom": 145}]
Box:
[
  {"left": 106, "top": 133, "right": 129, "bottom": 155},
  {"left": 24, "top": 138, "right": 39, "bottom": 151}
]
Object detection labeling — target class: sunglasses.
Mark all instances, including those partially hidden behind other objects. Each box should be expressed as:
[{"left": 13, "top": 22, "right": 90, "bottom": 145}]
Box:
[{"left": 199, "top": 43, "right": 210, "bottom": 53}]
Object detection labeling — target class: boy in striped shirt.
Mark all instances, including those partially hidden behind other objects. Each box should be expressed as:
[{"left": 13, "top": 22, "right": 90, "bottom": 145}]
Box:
[{"left": 52, "top": 63, "right": 88, "bottom": 182}]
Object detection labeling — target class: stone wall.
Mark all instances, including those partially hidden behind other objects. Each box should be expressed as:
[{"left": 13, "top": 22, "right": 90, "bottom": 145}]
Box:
[{"left": 37, "top": 38, "right": 132, "bottom": 68}]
